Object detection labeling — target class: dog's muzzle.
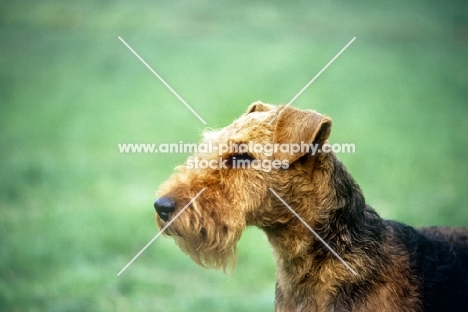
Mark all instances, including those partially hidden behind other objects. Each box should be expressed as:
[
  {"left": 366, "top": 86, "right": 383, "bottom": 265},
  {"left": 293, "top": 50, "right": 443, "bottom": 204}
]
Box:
[{"left": 154, "top": 196, "right": 176, "bottom": 221}]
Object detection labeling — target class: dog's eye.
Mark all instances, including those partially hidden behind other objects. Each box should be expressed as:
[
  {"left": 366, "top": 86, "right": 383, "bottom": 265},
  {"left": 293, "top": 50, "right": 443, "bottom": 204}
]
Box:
[{"left": 225, "top": 152, "right": 255, "bottom": 168}]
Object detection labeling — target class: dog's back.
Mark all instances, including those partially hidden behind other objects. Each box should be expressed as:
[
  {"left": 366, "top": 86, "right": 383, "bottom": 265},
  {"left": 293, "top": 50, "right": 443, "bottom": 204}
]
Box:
[
  {"left": 420, "top": 226, "right": 468, "bottom": 246},
  {"left": 388, "top": 221, "right": 468, "bottom": 311}
]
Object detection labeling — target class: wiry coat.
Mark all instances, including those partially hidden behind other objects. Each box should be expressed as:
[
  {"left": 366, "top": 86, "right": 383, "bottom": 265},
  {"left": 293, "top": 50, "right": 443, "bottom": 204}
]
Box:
[{"left": 155, "top": 102, "right": 468, "bottom": 311}]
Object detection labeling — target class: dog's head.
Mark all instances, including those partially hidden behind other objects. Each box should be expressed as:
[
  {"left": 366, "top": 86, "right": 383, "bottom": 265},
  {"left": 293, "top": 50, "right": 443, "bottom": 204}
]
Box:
[{"left": 154, "top": 102, "right": 333, "bottom": 269}]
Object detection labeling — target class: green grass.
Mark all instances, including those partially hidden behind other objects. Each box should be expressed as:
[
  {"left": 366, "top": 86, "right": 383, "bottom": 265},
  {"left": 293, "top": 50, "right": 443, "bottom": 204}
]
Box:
[{"left": 1, "top": 0, "right": 467, "bottom": 311}]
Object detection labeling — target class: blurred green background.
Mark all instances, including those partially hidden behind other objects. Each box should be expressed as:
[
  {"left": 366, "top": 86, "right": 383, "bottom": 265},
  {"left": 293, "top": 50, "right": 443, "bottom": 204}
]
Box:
[{"left": 1, "top": 0, "right": 467, "bottom": 311}]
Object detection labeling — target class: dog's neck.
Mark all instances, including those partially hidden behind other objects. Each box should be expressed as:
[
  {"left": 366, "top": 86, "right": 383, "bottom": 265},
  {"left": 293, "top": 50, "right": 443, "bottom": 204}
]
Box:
[{"left": 266, "top": 153, "right": 386, "bottom": 311}]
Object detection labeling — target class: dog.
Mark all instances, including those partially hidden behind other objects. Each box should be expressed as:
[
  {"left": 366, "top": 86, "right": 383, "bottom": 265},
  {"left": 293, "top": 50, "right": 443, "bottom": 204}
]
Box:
[{"left": 154, "top": 102, "right": 468, "bottom": 311}]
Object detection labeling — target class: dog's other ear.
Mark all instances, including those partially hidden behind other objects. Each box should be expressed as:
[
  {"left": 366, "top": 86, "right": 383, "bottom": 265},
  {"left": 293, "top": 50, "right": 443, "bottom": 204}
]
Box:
[
  {"left": 246, "top": 101, "right": 277, "bottom": 114},
  {"left": 274, "top": 105, "right": 332, "bottom": 163}
]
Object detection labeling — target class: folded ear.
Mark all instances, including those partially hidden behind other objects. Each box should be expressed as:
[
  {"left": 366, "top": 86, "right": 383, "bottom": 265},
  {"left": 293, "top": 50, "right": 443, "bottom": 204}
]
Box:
[
  {"left": 246, "top": 101, "right": 277, "bottom": 114},
  {"left": 274, "top": 105, "right": 332, "bottom": 163}
]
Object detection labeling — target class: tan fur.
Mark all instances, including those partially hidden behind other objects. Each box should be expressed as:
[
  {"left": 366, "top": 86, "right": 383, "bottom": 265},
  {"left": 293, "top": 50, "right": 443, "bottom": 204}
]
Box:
[{"left": 155, "top": 102, "right": 465, "bottom": 311}]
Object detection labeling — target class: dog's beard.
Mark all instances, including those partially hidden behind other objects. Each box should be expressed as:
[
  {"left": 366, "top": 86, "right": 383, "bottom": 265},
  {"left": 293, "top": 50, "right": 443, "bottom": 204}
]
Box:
[
  {"left": 159, "top": 213, "right": 243, "bottom": 271},
  {"left": 173, "top": 233, "right": 239, "bottom": 271}
]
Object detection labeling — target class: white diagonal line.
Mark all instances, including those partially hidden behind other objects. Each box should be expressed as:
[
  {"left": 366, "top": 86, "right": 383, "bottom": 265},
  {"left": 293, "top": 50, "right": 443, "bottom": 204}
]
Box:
[
  {"left": 118, "top": 36, "right": 207, "bottom": 125},
  {"left": 269, "top": 37, "right": 356, "bottom": 124},
  {"left": 117, "top": 188, "right": 206, "bottom": 276},
  {"left": 268, "top": 188, "right": 357, "bottom": 276}
]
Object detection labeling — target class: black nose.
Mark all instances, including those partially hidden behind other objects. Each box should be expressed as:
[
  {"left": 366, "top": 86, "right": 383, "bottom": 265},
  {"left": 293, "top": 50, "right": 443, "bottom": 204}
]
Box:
[{"left": 154, "top": 197, "right": 176, "bottom": 221}]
